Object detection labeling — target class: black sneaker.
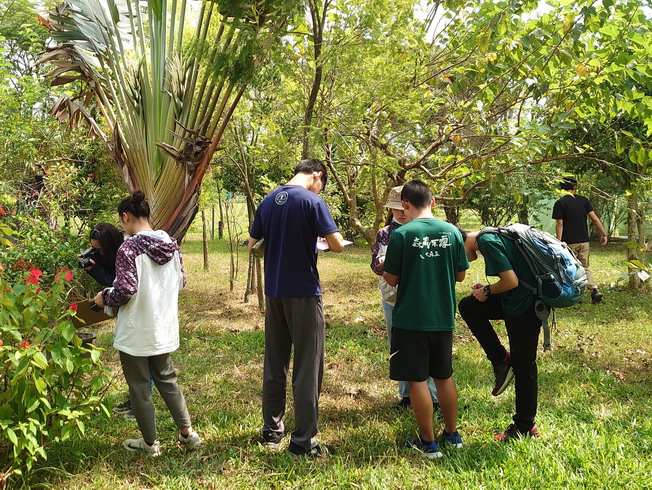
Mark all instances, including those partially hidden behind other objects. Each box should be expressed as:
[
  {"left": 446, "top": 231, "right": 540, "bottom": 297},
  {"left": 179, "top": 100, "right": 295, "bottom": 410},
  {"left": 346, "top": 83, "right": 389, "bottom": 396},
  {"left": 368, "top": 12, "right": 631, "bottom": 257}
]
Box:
[
  {"left": 591, "top": 289, "right": 604, "bottom": 304},
  {"left": 261, "top": 431, "right": 284, "bottom": 449},
  {"left": 113, "top": 398, "right": 132, "bottom": 414},
  {"left": 492, "top": 352, "right": 514, "bottom": 396},
  {"left": 397, "top": 397, "right": 411, "bottom": 409},
  {"left": 494, "top": 423, "right": 540, "bottom": 441},
  {"left": 287, "top": 441, "right": 335, "bottom": 457}
]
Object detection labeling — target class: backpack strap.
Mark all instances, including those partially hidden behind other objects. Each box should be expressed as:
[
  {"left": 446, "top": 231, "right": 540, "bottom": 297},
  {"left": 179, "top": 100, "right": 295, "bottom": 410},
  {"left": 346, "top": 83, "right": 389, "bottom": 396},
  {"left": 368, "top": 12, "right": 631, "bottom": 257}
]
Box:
[
  {"left": 478, "top": 227, "right": 540, "bottom": 296},
  {"left": 534, "top": 299, "right": 553, "bottom": 351}
]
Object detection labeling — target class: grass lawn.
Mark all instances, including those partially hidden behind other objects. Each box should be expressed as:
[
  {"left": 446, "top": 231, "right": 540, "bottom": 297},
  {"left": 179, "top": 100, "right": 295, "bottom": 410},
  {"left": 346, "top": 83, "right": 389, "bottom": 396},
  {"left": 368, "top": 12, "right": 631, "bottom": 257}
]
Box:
[{"left": 22, "top": 235, "right": 652, "bottom": 489}]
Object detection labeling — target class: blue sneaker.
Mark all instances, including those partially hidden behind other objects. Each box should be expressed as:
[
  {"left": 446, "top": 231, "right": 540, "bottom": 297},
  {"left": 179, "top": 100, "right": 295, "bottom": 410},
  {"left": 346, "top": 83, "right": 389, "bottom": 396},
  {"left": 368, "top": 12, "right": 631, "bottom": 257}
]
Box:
[
  {"left": 441, "top": 430, "right": 463, "bottom": 448},
  {"left": 405, "top": 437, "right": 443, "bottom": 459}
]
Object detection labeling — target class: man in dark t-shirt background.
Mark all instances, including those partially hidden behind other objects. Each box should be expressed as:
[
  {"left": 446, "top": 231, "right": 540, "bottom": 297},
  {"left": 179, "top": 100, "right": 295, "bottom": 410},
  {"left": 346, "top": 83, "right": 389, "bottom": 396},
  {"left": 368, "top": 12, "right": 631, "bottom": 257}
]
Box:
[
  {"left": 551, "top": 177, "right": 608, "bottom": 303},
  {"left": 248, "top": 159, "right": 345, "bottom": 457}
]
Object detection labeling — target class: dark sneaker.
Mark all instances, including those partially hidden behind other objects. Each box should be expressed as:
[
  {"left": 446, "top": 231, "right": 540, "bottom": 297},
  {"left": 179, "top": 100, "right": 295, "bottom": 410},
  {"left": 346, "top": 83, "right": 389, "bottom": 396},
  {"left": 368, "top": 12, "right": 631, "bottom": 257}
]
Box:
[
  {"left": 492, "top": 352, "right": 514, "bottom": 396},
  {"left": 288, "top": 441, "right": 335, "bottom": 457},
  {"left": 397, "top": 396, "right": 411, "bottom": 409},
  {"left": 405, "top": 437, "right": 443, "bottom": 459},
  {"left": 123, "top": 409, "right": 136, "bottom": 421},
  {"left": 440, "top": 430, "right": 463, "bottom": 449},
  {"left": 261, "top": 431, "right": 284, "bottom": 450},
  {"left": 494, "top": 423, "right": 541, "bottom": 441},
  {"left": 113, "top": 398, "right": 132, "bottom": 414},
  {"left": 591, "top": 289, "right": 604, "bottom": 304}
]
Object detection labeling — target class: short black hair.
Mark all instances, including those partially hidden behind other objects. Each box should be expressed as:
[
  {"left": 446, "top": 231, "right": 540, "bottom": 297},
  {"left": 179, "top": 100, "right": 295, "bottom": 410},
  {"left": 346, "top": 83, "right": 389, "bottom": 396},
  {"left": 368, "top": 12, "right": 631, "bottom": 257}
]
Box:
[
  {"left": 117, "top": 190, "right": 150, "bottom": 218},
  {"left": 294, "top": 158, "right": 328, "bottom": 191},
  {"left": 400, "top": 179, "right": 432, "bottom": 209},
  {"left": 560, "top": 177, "right": 577, "bottom": 191}
]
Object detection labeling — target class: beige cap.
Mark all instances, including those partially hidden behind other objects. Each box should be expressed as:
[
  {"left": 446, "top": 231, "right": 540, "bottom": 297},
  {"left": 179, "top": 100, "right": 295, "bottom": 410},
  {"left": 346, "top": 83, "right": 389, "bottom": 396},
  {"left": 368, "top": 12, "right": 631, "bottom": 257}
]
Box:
[{"left": 384, "top": 185, "right": 404, "bottom": 210}]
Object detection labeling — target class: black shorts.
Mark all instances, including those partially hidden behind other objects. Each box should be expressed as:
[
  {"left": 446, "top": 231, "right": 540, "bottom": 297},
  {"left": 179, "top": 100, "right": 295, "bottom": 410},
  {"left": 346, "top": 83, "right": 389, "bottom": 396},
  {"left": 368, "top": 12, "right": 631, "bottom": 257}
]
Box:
[{"left": 389, "top": 328, "right": 453, "bottom": 381}]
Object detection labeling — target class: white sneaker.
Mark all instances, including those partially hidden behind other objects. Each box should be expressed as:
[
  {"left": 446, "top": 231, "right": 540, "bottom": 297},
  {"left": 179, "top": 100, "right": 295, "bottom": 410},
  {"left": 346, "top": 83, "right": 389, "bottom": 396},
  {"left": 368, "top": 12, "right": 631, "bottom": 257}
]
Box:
[
  {"left": 123, "top": 437, "right": 161, "bottom": 457},
  {"left": 178, "top": 429, "right": 201, "bottom": 447}
]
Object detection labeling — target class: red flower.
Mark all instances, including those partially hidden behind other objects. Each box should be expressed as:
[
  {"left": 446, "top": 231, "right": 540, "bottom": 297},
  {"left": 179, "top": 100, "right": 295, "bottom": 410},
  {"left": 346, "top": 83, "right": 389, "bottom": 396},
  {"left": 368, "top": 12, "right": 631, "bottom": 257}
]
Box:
[
  {"left": 20, "top": 340, "right": 30, "bottom": 349},
  {"left": 69, "top": 302, "right": 78, "bottom": 312},
  {"left": 0, "top": 206, "right": 6, "bottom": 216},
  {"left": 56, "top": 267, "right": 73, "bottom": 282},
  {"left": 0, "top": 339, "right": 3, "bottom": 347},
  {"left": 26, "top": 267, "right": 43, "bottom": 285}
]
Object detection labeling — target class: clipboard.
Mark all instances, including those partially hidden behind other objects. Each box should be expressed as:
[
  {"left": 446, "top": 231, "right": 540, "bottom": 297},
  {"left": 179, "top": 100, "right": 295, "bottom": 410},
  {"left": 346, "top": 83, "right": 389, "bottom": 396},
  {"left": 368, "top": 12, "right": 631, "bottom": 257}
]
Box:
[{"left": 71, "top": 300, "right": 114, "bottom": 328}]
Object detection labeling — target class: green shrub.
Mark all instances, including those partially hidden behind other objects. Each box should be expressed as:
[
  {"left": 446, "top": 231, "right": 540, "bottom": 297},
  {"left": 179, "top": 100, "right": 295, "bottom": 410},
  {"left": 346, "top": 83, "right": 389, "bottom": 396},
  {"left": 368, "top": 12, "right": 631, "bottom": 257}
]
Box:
[
  {"left": 0, "top": 266, "right": 110, "bottom": 482},
  {"left": 0, "top": 214, "right": 86, "bottom": 285}
]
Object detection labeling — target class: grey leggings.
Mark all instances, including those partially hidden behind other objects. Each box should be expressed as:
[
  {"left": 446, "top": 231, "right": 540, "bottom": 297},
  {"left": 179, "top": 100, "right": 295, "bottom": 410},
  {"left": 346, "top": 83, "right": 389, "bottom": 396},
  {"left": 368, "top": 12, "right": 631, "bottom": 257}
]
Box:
[{"left": 119, "top": 351, "right": 192, "bottom": 441}]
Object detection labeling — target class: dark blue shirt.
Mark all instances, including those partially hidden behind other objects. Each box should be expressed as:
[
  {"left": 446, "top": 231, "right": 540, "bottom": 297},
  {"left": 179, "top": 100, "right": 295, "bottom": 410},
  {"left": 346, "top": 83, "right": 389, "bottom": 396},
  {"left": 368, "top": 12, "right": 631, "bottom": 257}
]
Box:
[{"left": 250, "top": 185, "right": 339, "bottom": 297}]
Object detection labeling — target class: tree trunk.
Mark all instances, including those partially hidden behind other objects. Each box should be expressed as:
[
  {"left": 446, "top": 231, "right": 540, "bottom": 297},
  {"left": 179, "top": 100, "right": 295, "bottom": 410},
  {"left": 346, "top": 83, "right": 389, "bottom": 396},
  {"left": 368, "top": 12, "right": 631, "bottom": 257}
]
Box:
[
  {"left": 517, "top": 198, "right": 529, "bottom": 225},
  {"left": 301, "top": 1, "right": 328, "bottom": 159},
  {"left": 217, "top": 181, "right": 224, "bottom": 240},
  {"left": 443, "top": 202, "right": 459, "bottom": 226},
  {"left": 627, "top": 193, "right": 645, "bottom": 290},
  {"left": 202, "top": 210, "right": 209, "bottom": 272}
]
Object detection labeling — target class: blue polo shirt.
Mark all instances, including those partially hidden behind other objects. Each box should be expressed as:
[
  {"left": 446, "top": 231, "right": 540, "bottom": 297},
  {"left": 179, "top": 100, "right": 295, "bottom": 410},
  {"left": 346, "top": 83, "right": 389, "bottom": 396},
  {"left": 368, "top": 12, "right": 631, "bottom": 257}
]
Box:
[{"left": 250, "top": 185, "right": 339, "bottom": 297}]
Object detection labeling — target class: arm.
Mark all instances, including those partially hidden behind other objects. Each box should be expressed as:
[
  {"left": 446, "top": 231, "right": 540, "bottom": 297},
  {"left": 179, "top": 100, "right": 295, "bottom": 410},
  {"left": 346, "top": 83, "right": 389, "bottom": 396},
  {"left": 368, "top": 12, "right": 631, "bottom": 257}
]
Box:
[
  {"left": 324, "top": 231, "right": 345, "bottom": 253},
  {"left": 456, "top": 270, "right": 466, "bottom": 282},
  {"left": 96, "top": 245, "right": 139, "bottom": 307},
  {"left": 587, "top": 211, "right": 608, "bottom": 245},
  {"left": 472, "top": 269, "right": 519, "bottom": 302},
  {"left": 383, "top": 271, "right": 400, "bottom": 287},
  {"left": 370, "top": 228, "right": 389, "bottom": 275},
  {"left": 555, "top": 219, "right": 563, "bottom": 241},
  {"left": 86, "top": 262, "right": 115, "bottom": 287},
  {"left": 248, "top": 237, "right": 259, "bottom": 254}
]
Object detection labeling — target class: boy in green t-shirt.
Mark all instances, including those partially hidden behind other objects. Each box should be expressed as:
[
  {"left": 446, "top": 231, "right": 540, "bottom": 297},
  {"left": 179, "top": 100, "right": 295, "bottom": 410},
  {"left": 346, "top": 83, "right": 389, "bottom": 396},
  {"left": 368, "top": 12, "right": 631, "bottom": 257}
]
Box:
[
  {"left": 457, "top": 228, "right": 543, "bottom": 442},
  {"left": 383, "top": 180, "right": 469, "bottom": 459}
]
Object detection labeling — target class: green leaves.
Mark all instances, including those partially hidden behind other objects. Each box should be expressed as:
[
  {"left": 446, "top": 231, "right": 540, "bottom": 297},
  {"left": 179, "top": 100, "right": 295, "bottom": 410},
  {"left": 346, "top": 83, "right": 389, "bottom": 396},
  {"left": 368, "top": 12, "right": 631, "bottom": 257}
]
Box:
[{"left": 0, "top": 270, "right": 110, "bottom": 476}]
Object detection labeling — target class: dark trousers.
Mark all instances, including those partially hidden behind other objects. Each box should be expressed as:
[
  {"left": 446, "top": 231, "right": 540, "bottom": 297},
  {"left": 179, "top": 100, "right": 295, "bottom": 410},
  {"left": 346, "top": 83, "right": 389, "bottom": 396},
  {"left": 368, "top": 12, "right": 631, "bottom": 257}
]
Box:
[
  {"left": 262, "top": 296, "right": 325, "bottom": 450},
  {"left": 458, "top": 294, "right": 542, "bottom": 431}
]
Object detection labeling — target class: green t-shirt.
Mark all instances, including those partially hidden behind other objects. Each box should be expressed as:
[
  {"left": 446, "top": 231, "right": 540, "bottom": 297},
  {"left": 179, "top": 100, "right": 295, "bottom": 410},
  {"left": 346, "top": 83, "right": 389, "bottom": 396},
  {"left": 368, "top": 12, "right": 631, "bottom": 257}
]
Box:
[
  {"left": 384, "top": 218, "right": 469, "bottom": 332},
  {"left": 477, "top": 233, "right": 536, "bottom": 316}
]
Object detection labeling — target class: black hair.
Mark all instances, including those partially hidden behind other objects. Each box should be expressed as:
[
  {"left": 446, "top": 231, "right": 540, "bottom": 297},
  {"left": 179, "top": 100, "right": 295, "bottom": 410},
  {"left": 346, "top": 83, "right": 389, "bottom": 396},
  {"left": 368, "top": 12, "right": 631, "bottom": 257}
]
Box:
[
  {"left": 456, "top": 226, "right": 468, "bottom": 243},
  {"left": 400, "top": 179, "right": 432, "bottom": 209},
  {"left": 294, "top": 158, "right": 328, "bottom": 191},
  {"left": 89, "top": 222, "right": 124, "bottom": 274},
  {"left": 117, "top": 190, "right": 150, "bottom": 219},
  {"left": 560, "top": 177, "right": 577, "bottom": 191}
]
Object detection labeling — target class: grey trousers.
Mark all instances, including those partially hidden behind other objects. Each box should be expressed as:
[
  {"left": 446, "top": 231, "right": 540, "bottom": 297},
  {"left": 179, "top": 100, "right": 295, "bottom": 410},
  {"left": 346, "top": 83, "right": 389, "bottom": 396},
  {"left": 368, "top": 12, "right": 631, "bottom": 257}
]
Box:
[
  {"left": 262, "top": 296, "right": 324, "bottom": 450},
  {"left": 119, "top": 351, "right": 192, "bottom": 442}
]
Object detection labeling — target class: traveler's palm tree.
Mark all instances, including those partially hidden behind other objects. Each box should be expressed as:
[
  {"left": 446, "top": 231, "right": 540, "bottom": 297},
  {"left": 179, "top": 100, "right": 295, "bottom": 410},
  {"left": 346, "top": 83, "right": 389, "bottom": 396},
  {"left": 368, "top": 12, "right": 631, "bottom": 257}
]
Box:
[{"left": 39, "top": 0, "right": 294, "bottom": 239}]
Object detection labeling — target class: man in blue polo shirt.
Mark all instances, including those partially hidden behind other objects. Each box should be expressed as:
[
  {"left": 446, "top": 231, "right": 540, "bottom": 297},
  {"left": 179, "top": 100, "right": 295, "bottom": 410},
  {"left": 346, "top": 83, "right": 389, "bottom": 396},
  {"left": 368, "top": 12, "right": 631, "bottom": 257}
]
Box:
[{"left": 249, "top": 159, "right": 345, "bottom": 457}]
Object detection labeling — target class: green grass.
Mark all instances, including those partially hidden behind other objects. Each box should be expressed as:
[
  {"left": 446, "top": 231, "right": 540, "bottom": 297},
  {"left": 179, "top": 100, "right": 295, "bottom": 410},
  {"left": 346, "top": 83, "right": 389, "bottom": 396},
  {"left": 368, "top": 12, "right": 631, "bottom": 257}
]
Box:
[{"left": 19, "top": 238, "right": 652, "bottom": 489}]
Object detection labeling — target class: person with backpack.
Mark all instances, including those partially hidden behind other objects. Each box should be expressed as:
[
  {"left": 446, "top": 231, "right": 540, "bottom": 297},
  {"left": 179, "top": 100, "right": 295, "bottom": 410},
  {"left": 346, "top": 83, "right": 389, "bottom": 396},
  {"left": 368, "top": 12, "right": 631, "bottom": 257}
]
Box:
[
  {"left": 552, "top": 177, "right": 608, "bottom": 304},
  {"left": 457, "top": 227, "right": 543, "bottom": 441}
]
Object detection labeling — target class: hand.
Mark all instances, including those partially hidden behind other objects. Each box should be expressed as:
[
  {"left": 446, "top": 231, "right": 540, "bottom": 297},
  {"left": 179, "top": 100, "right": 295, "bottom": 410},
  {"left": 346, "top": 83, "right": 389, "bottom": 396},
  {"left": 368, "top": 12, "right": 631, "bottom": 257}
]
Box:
[
  {"left": 600, "top": 235, "right": 608, "bottom": 246},
  {"left": 472, "top": 284, "right": 488, "bottom": 302},
  {"left": 93, "top": 291, "right": 105, "bottom": 307},
  {"left": 471, "top": 282, "right": 483, "bottom": 290},
  {"left": 84, "top": 258, "right": 96, "bottom": 271}
]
